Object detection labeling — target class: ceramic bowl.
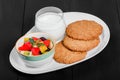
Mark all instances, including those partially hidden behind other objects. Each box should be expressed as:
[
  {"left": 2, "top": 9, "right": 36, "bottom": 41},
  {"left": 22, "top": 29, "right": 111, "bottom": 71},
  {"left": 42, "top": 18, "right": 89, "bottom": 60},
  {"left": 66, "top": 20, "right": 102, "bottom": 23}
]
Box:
[{"left": 15, "top": 32, "right": 55, "bottom": 67}]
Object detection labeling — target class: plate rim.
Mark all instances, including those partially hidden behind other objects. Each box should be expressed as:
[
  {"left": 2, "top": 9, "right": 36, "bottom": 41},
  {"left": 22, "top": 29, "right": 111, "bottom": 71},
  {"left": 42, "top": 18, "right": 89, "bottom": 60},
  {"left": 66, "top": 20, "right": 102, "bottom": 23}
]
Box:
[{"left": 9, "top": 12, "right": 110, "bottom": 74}]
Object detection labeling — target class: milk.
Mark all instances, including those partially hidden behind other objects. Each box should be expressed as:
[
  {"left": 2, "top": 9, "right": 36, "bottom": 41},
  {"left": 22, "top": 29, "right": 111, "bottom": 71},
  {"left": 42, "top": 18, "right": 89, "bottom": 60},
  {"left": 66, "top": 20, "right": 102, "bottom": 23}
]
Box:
[
  {"left": 35, "top": 12, "right": 66, "bottom": 42},
  {"left": 38, "top": 13, "right": 61, "bottom": 24}
]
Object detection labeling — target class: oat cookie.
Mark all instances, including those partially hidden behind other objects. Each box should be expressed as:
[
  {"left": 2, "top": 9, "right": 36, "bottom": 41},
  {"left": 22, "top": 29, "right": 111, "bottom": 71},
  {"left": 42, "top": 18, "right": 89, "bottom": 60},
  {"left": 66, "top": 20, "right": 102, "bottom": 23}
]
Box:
[
  {"left": 63, "top": 36, "right": 100, "bottom": 51},
  {"left": 66, "top": 20, "right": 103, "bottom": 40},
  {"left": 54, "top": 42, "right": 86, "bottom": 64}
]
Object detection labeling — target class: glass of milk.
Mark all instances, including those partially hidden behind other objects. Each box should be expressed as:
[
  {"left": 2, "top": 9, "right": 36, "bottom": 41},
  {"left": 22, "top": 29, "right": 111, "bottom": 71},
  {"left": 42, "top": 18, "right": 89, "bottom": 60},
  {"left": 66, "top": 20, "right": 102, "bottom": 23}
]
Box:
[{"left": 35, "top": 6, "right": 66, "bottom": 42}]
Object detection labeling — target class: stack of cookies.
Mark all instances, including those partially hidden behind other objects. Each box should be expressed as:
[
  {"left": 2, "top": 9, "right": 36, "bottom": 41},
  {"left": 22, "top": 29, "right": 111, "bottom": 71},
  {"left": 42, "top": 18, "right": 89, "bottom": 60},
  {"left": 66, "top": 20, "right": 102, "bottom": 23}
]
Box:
[{"left": 54, "top": 20, "right": 103, "bottom": 64}]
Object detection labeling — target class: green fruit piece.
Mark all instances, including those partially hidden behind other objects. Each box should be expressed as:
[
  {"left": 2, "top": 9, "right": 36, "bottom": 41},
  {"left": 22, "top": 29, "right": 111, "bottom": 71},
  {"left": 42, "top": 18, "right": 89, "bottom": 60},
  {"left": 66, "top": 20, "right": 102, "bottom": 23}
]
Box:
[
  {"left": 32, "top": 43, "right": 36, "bottom": 46},
  {"left": 39, "top": 45, "right": 48, "bottom": 53},
  {"left": 23, "top": 51, "right": 30, "bottom": 56},
  {"left": 29, "top": 38, "right": 35, "bottom": 45},
  {"left": 37, "top": 43, "right": 44, "bottom": 47}
]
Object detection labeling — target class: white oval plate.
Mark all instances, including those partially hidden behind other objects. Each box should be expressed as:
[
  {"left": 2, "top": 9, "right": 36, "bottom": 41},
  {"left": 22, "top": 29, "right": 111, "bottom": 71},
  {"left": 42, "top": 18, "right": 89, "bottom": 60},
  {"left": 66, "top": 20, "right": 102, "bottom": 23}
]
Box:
[{"left": 9, "top": 12, "right": 110, "bottom": 74}]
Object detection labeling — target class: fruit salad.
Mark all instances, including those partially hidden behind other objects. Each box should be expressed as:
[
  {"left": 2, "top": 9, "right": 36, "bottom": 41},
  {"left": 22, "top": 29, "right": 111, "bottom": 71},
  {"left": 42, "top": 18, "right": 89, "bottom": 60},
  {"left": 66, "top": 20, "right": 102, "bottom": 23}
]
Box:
[{"left": 18, "top": 37, "right": 53, "bottom": 56}]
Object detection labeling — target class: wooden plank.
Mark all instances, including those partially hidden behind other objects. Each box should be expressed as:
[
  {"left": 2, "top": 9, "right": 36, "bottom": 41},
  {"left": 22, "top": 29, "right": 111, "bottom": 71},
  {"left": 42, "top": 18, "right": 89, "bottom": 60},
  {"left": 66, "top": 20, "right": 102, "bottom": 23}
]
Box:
[
  {"left": 70, "top": 0, "right": 92, "bottom": 13},
  {"left": 17, "top": 67, "right": 73, "bottom": 80},
  {"left": 116, "top": 0, "right": 120, "bottom": 24},
  {"left": 0, "top": 0, "right": 25, "bottom": 79}
]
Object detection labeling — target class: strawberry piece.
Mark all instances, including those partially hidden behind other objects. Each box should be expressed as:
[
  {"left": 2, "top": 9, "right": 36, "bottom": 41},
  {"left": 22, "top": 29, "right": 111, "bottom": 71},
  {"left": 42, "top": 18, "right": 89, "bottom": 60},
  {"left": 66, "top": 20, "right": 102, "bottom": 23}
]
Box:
[
  {"left": 25, "top": 42, "right": 32, "bottom": 49},
  {"left": 32, "top": 37, "right": 38, "bottom": 41},
  {"left": 43, "top": 40, "right": 50, "bottom": 47},
  {"left": 18, "top": 42, "right": 32, "bottom": 51},
  {"left": 18, "top": 44, "right": 28, "bottom": 51},
  {"left": 31, "top": 47, "right": 40, "bottom": 56}
]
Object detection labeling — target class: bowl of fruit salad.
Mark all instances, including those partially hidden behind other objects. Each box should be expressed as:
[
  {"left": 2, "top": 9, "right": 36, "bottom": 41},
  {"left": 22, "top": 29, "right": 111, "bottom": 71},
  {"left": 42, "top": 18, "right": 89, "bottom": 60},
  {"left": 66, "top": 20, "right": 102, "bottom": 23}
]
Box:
[{"left": 15, "top": 32, "right": 55, "bottom": 67}]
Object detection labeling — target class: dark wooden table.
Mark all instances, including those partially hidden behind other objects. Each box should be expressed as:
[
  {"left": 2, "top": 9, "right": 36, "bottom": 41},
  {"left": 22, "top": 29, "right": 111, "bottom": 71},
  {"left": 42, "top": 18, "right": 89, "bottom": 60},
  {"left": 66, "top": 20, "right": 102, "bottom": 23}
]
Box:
[{"left": 0, "top": 0, "right": 120, "bottom": 80}]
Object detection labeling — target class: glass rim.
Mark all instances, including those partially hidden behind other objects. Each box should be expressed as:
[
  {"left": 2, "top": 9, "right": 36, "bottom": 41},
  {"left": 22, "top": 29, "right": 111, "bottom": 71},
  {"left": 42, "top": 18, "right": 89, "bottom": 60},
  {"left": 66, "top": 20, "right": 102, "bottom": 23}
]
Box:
[
  {"left": 35, "top": 6, "right": 64, "bottom": 24},
  {"left": 36, "top": 6, "right": 63, "bottom": 17}
]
